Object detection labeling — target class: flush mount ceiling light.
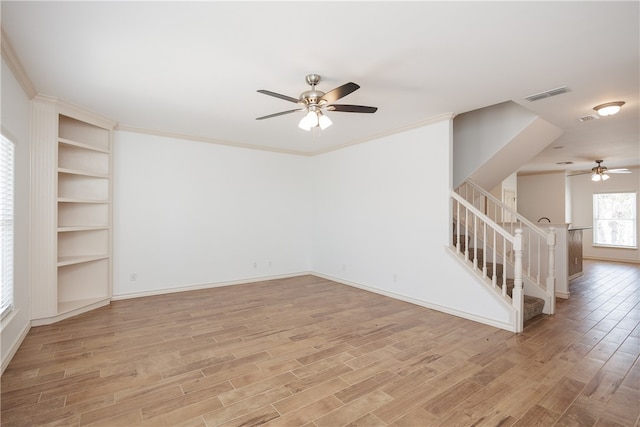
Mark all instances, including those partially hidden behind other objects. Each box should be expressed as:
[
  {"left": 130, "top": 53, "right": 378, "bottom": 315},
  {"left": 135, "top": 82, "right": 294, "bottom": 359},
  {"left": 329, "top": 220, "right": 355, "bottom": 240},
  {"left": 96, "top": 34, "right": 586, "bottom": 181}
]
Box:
[
  {"left": 256, "top": 74, "right": 377, "bottom": 132},
  {"left": 593, "top": 101, "right": 625, "bottom": 116}
]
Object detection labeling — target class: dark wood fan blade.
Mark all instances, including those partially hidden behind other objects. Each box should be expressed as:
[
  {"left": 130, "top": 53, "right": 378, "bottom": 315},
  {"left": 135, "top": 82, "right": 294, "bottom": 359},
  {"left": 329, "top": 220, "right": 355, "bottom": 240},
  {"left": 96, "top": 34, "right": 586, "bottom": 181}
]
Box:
[
  {"left": 320, "top": 82, "right": 360, "bottom": 103},
  {"left": 257, "top": 90, "right": 300, "bottom": 103},
  {"left": 256, "top": 109, "right": 302, "bottom": 120},
  {"left": 327, "top": 104, "right": 378, "bottom": 113}
]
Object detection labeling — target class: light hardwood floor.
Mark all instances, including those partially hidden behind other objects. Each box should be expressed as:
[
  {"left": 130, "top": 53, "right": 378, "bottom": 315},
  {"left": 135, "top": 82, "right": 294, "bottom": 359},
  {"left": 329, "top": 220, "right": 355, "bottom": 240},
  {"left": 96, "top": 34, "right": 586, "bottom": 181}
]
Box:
[{"left": 1, "top": 260, "right": 638, "bottom": 426}]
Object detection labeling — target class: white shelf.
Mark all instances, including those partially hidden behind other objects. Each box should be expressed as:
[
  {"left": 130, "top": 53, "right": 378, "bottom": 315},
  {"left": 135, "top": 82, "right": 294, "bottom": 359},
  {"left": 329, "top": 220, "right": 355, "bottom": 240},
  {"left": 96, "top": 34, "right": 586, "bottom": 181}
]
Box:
[
  {"left": 58, "top": 137, "right": 110, "bottom": 154},
  {"left": 58, "top": 197, "right": 110, "bottom": 204},
  {"left": 58, "top": 167, "right": 109, "bottom": 179},
  {"left": 57, "top": 226, "right": 108, "bottom": 232},
  {"left": 57, "top": 254, "right": 109, "bottom": 267},
  {"left": 58, "top": 203, "right": 109, "bottom": 229},
  {"left": 58, "top": 297, "right": 110, "bottom": 316}
]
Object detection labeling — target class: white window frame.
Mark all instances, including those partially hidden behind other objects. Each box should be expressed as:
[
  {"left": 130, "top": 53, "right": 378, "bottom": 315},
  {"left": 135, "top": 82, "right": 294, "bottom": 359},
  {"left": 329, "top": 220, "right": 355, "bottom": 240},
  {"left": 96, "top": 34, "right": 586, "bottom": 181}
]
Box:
[
  {"left": 593, "top": 192, "right": 637, "bottom": 249},
  {"left": 1, "top": 134, "right": 15, "bottom": 320}
]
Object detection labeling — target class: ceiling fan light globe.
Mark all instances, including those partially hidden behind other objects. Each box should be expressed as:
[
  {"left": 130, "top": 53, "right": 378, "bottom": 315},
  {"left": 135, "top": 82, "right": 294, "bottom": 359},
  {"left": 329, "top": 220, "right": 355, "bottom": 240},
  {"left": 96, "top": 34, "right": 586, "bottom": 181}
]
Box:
[
  {"left": 305, "top": 110, "right": 319, "bottom": 127},
  {"left": 298, "top": 116, "right": 312, "bottom": 131},
  {"left": 602, "top": 173, "right": 610, "bottom": 181},
  {"left": 591, "top": 173, "right": 601, "bottom": 182},
  {"left": 319, "top": 114, "right": 332, "bottom": 130}
]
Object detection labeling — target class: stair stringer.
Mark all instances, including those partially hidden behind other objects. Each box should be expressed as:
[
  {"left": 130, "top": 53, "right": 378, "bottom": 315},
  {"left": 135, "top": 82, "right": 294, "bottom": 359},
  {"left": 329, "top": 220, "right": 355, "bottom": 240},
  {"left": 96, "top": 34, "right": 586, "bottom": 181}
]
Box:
[{"left": 446, "top": 246, "right": 518, "bottom": 332}]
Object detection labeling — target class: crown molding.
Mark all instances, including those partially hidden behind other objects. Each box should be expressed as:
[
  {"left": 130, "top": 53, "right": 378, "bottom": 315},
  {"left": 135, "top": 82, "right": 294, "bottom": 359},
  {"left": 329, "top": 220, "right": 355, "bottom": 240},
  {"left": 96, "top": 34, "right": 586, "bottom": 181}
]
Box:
[
  {"left": 118, "top": 113, "right": 454, "bottom": 157},
  {"left": 116, "top": 124, "right": 313, "bottom": 157},
  {"left": 32, "top": 94, "right": 118, "bottom": 130},
  {"left": 1, "top": 27, "right": 37, "bottom": 99}
]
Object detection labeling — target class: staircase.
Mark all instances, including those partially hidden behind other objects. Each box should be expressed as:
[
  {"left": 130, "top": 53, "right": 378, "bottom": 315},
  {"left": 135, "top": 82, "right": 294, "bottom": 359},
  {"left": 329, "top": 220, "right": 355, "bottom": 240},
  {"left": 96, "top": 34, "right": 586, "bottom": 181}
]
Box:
[
  {"left": 451, "top": 179, "right": 557, "bottom": 332},
  {"left": 454, "top": 235, "right": 545, "bottom": 323}
]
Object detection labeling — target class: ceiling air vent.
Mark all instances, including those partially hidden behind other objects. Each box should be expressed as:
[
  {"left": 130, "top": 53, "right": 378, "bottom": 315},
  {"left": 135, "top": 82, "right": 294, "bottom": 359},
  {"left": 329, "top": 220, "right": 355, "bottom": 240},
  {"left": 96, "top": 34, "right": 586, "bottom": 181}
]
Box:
[
  {"left": 524, "top": 86, "right": 569, "bottom": 102},
  {"left": 578, "top": 114, "right": 599, "bottom": 122}
]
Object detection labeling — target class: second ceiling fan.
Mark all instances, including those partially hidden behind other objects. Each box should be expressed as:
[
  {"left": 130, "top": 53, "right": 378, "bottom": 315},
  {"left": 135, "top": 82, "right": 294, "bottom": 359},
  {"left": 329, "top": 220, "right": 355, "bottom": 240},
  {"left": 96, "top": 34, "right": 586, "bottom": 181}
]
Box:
[
  {"left": 256, "top": 74, "right": 377, "bottom": 131},
  {"left": 568, "top": 160, "right": 631, "bottom": 181}
]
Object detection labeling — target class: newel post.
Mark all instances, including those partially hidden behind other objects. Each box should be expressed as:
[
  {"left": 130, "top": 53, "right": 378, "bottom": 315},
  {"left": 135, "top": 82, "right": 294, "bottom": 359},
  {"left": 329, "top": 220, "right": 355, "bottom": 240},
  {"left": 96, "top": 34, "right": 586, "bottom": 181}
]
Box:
[
  {"left": 546, "top": 227, "right": 557, "bottom": 314},
  {"left": 512, "top": 229, "right": 524, "bottom": 332}
]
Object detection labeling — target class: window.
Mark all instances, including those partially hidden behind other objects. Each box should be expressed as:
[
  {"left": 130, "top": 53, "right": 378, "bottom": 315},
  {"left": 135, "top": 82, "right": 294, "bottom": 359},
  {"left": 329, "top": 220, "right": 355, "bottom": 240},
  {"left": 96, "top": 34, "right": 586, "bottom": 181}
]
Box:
[
  {"left": 593, "top": 192, "right": 637, "bottom": 248},
  {"left": 1, "top": 134, "right": 15, "bottom": 319}
]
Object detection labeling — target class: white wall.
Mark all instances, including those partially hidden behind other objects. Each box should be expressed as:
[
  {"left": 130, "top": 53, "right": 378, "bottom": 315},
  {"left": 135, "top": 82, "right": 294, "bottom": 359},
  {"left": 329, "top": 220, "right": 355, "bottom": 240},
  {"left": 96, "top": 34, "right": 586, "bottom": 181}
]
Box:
[
  {"left": 113, "top": 131, "right": 312, "bottom": 297},
  {"left": 310, "top": 120, "right": 512, "bottom": 328},
  {"left": 569, "top": 169, "right": 640, "bottom": 263},
  {"left": 1, "top": 58, "right": 32, "bottom": 371},
  {"left": 517, "top": 172, "right": 567, "bottom": 224}
]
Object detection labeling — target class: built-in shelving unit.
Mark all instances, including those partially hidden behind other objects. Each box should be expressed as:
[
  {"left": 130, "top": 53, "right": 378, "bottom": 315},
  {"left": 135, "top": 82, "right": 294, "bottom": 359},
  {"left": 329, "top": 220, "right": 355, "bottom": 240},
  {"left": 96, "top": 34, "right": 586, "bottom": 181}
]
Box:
[
  {"left": 56, "top": 114, "right": 112, "bottom": 317},
  {"left": 31, "top": 97, "right": 115, "bottom": 325}
]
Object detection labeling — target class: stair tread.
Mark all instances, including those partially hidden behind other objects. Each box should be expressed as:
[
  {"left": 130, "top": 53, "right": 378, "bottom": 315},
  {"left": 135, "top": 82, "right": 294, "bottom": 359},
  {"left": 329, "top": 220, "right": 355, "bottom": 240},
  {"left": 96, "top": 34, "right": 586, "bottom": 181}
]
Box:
[{"left": 523, "top": 295, "right": 545, "bottom": 321}]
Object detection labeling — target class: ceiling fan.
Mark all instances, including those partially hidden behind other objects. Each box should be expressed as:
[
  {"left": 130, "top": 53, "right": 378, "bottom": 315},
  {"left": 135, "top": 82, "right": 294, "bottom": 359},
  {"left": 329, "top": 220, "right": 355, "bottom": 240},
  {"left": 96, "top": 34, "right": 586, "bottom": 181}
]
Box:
[
  {"left": 256, "top": 74, "right": 378, "bottom": 131},
  {"left": 568, "top": 160, "right": 631, "bottom": 181}
]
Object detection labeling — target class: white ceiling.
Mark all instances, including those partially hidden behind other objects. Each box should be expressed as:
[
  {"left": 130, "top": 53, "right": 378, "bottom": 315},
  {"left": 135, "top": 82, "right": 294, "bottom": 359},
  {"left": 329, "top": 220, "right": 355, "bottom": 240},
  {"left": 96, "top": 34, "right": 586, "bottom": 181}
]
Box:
[{"left": 2, "top": 1, "right": 638, "bottom": 173}]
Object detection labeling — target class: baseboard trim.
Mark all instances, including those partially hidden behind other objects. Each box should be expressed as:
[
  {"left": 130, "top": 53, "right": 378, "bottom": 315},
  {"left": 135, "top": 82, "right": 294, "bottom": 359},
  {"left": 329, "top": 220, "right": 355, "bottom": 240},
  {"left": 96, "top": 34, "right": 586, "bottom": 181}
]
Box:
[
  {"left": 311, "top": 272, "right": 517, "bottom": 333},
  {"left": 583, "top": 256, "right": 639, "bottom": 265},
  {"left": 568, "top": 272, "right": 583, "bottom": 281},
  {"left": 90, "top": 269, "right": 517, "bottom": 332},
  {"left": 31, "top": 299, "right": 111, "bottom": 327},
  {"left": 1, "top": 320, "right": 30, "bottom": 375},
  {"left": 112, "top": 271, "right": 313, "bottom": 301}
]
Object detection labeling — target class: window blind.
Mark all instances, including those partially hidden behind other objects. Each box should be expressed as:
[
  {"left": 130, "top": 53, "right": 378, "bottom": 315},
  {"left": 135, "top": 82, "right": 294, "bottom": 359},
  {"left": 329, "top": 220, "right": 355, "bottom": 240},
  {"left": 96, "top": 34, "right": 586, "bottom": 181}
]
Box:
[{"left": 1, "top": 134, "right": 14, "bottom": 320}]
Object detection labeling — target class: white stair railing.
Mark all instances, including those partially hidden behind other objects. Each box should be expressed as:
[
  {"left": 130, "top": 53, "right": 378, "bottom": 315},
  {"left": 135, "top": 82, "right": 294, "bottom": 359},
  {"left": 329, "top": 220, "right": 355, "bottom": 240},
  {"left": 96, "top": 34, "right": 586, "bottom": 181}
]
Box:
[{"left": 451, "top": 179, "right": 557, "bottom": 331}]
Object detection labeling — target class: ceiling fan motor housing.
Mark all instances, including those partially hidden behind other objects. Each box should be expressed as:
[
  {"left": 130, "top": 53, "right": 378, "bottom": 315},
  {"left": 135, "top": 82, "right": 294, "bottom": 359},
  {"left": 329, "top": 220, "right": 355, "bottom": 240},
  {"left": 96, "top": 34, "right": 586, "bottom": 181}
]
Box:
[
  {"left": 301, "top": 74, "right": 325, "bottom": 106},
  {"left": 592, "top": 160, "right": 607, "bottom": 174},
  {"left": 300, "top": 89, "right": 325, "bottom": 106}
]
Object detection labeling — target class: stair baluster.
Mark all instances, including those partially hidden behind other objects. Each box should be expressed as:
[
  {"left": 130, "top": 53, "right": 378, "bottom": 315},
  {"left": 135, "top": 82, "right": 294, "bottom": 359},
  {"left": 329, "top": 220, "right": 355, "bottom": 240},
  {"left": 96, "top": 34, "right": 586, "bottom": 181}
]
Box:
[{"left": 513, "top": 229, "right": 524, "bottom": 332}]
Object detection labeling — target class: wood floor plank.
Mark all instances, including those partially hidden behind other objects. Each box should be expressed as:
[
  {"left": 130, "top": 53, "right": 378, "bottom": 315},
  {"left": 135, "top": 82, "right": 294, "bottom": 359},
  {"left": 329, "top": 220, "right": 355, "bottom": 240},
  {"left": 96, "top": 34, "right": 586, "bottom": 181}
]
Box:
[
  {"left": 262, "top": 395, "right": 343, "bottom": 427},
  {"left": 274, "top": 377, "right": 350, "bottom": 415},
  {"left": 537, "top": 375, "right": 586, "bottom": 414},
  {"left": 1, "top": 262, "right": 638, "bottom": 426},
  {"left": 314, "top": 389, "right": 393, "bottom": 427},
  {"left": 512, "top": 403, "right": 560, "bottom": 426}
]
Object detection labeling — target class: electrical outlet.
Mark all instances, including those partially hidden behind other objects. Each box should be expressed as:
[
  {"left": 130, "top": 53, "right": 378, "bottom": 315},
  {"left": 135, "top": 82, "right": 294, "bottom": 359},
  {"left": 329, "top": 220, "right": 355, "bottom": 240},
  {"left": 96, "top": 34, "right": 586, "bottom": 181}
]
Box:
[
  {"left": 253, "top": 262, "right": 257, "bottom": 268},
  {"left": 129, "top": 273, "right": 137, "bottom": 281}
]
